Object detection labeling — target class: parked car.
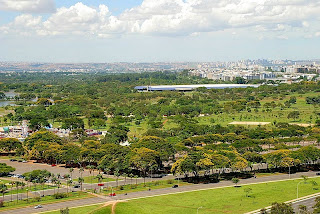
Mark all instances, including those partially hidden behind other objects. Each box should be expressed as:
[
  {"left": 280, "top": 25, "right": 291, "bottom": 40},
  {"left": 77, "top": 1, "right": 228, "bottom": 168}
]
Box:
[{"left": 34, "top": 205, "right": 43, "bottom": 209}]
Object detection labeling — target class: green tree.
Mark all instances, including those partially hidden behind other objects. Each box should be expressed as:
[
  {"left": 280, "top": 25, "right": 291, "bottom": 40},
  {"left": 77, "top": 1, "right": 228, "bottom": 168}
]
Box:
[
  {"left": 270, "top": 202, "right": 294, "bottom": 214},
  {"left": 130, "top": 147, "right": 160, "bottom": 185},
  {"left": 0, "top": 183, "right": 7, "bottom": 200},
  {"left": 231, "top": 177, "right": 240, "bottom": 186}
]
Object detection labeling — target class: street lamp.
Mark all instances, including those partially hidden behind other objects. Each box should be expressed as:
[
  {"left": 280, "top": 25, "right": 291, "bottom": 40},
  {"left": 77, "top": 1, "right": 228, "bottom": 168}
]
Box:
[
  {"left": 197, "top": 206, "right": 203, "bottom": 214},
  {"left": 297, "top": 180, "right": 304, "bottom": 199}
]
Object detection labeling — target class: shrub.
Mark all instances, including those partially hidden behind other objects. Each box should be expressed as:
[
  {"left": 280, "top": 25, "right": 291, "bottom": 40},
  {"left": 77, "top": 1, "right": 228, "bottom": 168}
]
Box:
[
  {"left": 34, "top": 197, "right": 41, "bottom": 202},
  {"left": 154, "top": 181, "right": 160, "bottom": 186},
  {"left": 0, "top": 199, "right": 4, "bottom": 207},
  {"left": 166, "top": 180, "right": 174, "bottom": 184},
  {"left": 53, "top": 193, "right": 68, "bottom": 199},
  {"left": 60, "top": 207, "right": 69, "bottom": 214}
]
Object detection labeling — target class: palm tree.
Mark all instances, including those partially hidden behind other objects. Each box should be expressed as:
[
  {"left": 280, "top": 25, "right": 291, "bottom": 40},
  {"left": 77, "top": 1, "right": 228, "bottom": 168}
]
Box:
[
  {"left": 87, "top": 165, "right": 95, "bottom": 190},
  {"left": 96, "top": 174, "right": 103, "bottom": 193},
  {"left": 24, "top": 174, "right": 31, "bottom": 203},
  {"left": 114, "top": 169, "right": 120, "bottom": 187},
  {"left": 67, "top": 180, "right": 73, "bottom": 193},
  {"left": 69, "top": 168, "right": 74, "bottom": 181},
  {"left": 134, "top": 175, "right": 139, "bottom": 185},
  {"left": 122, "top": 173, "right": 128, "bottom": 186},
  {"left": 105, "top": 168, "right": 110, "bottom": 189},
  {"left": 0, "top": 183, "right": 7, "bottom": 200},
  {"left": 96, "top": 174, "right": 103, "bottom": 183},
  {"left": 51, "top": 175, "right": 58, "bottom": 194},
  {"left": 56, "top": 180, "right": 61, "bottom": 193},
  {"left": 9, "top": 181, "right": 14, "bottom": 202},
  {"left": 15, "top": 181, "right": 22, "bottom": 203},
  {"left": 78, "top": 177, "right": 84, "bottom": 191},
  {"left": 20, "top": 182, "right": 25, "bottom": 200},
  {"left": 129, "top": 173, "right": 134, "bottom": 188},
  {"left": 40, "top": 178, "right": 45, "bottom": 197}
]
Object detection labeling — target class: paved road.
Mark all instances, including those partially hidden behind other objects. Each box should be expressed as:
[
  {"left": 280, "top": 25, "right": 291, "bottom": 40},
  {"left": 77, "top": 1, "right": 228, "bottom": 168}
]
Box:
[
  {"left": 2, "top": 170, "right": 320, "bottom": 214},
  {"left": 292, "top": 196, "right": 317, "bottom": 213}
]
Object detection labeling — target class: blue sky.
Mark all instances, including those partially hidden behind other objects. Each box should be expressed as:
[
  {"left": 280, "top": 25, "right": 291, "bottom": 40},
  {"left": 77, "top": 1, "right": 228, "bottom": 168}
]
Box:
[{"left": 0, "top": 0, "right": 320, "bottom": 62}]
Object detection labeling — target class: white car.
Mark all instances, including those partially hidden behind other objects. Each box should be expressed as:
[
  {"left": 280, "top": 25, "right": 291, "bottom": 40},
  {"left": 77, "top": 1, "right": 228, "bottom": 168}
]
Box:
[{"left": 34, "top": 205, "right": 43, "bottom": 209}]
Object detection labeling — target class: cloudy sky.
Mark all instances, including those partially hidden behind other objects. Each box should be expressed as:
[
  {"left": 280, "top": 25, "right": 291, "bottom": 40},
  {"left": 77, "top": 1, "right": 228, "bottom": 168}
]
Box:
[{"left": 0, "top": 0, "right": 320, "bottom": 62}]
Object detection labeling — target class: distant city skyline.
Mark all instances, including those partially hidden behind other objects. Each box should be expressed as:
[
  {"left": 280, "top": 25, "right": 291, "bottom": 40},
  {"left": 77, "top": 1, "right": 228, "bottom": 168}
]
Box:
[{"left": 1, "top": 0, "right": 320, "bottom": 63}]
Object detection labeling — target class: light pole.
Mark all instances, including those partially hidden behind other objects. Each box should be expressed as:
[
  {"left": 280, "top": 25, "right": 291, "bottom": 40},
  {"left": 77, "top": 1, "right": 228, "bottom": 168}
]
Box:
[
  {"left": 197, "top": 206, "right": 203, "bottom": 214},
  {"left": 297, "top": 180, "right": 304, "bottom": 199}
]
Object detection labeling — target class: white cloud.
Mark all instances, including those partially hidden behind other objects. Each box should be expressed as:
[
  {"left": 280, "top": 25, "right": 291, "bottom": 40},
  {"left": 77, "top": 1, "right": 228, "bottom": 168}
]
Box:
[
  {"left": 1, "top": 0, "right": 320, "bottom": 38},
  {"left": 0, "top": 0, "right": 55, "bottom": 13}
]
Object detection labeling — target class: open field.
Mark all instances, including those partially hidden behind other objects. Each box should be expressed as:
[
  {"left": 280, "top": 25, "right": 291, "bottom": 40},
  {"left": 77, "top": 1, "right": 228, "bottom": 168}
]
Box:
[
  {"left": 99, "top": 179, "right": 189, "bottom": 195},
  {"left": 115, "top": 177, "right": 320, "bottom": 214},
  {"left": 73, "top": 175, "right": 116, "bottom": 184}
]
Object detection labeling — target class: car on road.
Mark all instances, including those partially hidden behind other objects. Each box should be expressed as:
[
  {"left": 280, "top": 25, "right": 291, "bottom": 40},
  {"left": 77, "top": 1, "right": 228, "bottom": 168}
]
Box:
[
  {"left": 73, "top": 185, "right": 80, "bottom": 188},
  {"left": 316, "top": 172, "right": 320, "bottom": 175},
  {"left": 34, "top": 205, "right": 43, "bottom": 209},
  {"left": 172, "top": 185, "right": 179, "bottom": 188},
  {"left": 10, "top": 159, "right": 17, "bottom": 162},
  {"left": 22, "top": 160, "right": 28, "bottom": 163}
]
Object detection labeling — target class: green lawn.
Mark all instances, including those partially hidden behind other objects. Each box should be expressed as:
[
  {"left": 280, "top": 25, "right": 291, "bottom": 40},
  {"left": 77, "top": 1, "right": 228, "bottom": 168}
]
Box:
[
  {"left": 91, "top": 205, "right": 112, "bottom": 214},
  {"left": 3, "top": 184, "right": 56, "bottom": 195},
  {"left": 0, "top": 192, "right": 92, "bottom": 211},
  {"left": 115, "top": 177, "right": 320, "bottom": 214},
  {"left": 0, "top": 178, "right": 12, "bottom": 184},
  {"left": 100, "top": 179, "right": 189, "bottom": 195},
  {"left": 73, "top": 175, "right": 116, "bottom": 184}
]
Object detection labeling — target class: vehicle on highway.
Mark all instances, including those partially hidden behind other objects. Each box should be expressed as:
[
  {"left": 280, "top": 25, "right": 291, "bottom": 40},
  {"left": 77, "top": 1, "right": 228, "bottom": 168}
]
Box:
[{"left": 34, "top": 205, "right": 43, "bottom": 209}]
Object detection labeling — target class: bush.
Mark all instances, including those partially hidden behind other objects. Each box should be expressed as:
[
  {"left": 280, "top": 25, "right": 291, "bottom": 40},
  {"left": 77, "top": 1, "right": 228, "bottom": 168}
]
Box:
[
  {"left": 166, "top": 180, "right": 174, "bottom": 184},
  {"left": 0, "top": 199, "right": 4, "bottom": 207},
  {"left": 34, "top": 196, "right": 41, "bottom": 202},
  {"left": 60, "top": 207, "right": 69, "bottom": 214},
  {"left": 119, "top": 186, "right": 124, "bottom": 190},
  {"left": 53, "top": 193, "right": 68, "bottom": 199},
  {"left": 154, "top": 181, "right": 160, "bottom": 186}
]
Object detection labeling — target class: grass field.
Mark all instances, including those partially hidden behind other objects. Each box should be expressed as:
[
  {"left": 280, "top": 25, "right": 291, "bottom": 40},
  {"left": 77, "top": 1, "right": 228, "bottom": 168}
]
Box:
[
  {"left": 115, "top": 177, "right": 320, "bottom": 214},
  {"left": 99, "top": 179, "right": 189, "bottom": 195},
  {"left": 73, "top": 175, "right": 116, "bottom": 184}
]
